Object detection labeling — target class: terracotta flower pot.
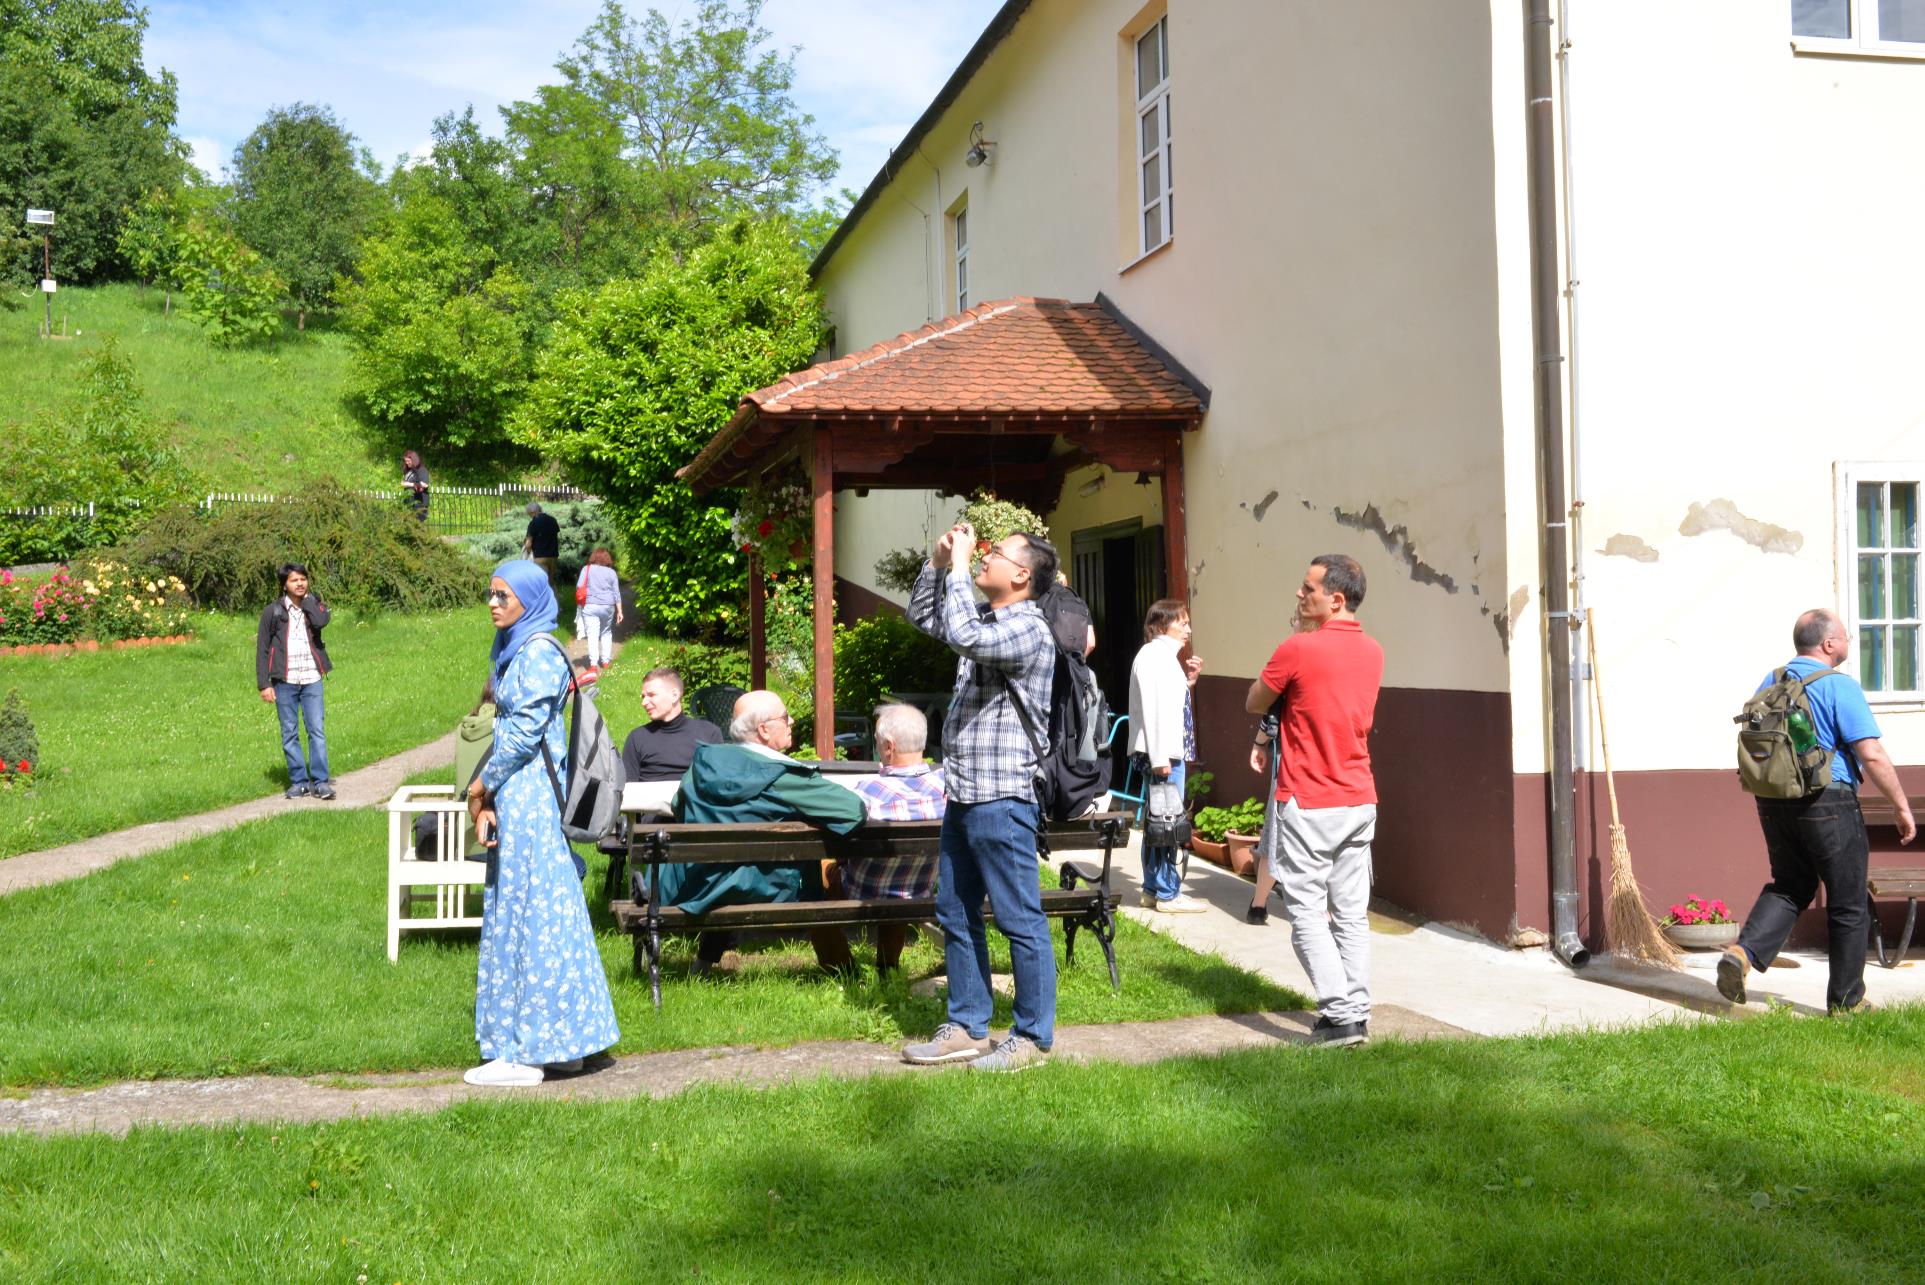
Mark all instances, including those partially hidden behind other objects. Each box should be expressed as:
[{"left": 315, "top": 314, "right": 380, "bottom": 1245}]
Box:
[
  {"left": 1191, "top": 837, "right": 1230, "bottom": 870},
  {"left": 1663, "top": 921, "right": 1740, "bottom": 951},
  {"left": 1224, "top": 832, "right": 1261, "bottom": 878}
]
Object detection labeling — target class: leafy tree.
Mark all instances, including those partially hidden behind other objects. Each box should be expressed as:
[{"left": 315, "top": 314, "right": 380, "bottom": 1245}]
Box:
[
  {"left": 1, "top": 338, "right": 196, "bottom": 559},
  {"left": 229, "top": 103, "right": 379, "bottom": 328},
  {"left": 115, "top": 182, "right": 216, "bottom": 314},
  {"left": 501, "top": 81, "right": 647, "bottom": 289},
  {"left": 511, "top": 217, "right": 823, "bottom": 634},
  {"left": 553, "top": 0, "right": 836, "bottom": 244},
  {"left": 172, "top": 212, "right": 285, "bottom": 346},
  {"left": 0, "top": 0, "right": 184, "bottom": 285},
  {"left": 337, "top": 193, "right": 537, "bottom": 457}
]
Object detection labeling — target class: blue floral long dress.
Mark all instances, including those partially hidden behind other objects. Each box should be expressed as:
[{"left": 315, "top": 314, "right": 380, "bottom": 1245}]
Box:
[{"left": 474, "top": 636, "right": 620, "bottom": 1065}]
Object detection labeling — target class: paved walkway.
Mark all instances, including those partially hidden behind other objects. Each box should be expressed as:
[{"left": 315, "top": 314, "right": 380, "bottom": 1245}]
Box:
[
  {"left": 1123, "top": 849, "right": 1925, "bottom": 1033},
  {"left": 0, "top": 1006, "right": 1468, "bottom": 1137}
]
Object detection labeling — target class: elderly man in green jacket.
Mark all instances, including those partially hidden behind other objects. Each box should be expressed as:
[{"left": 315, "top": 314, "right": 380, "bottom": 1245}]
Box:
[{"left": 666, "top": 689, "right": 863, "bottom": 975}]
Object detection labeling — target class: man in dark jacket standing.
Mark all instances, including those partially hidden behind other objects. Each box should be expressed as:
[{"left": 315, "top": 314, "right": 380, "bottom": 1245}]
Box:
[{"left": 256, "top": 562, "right": 335, "bottom": 800}]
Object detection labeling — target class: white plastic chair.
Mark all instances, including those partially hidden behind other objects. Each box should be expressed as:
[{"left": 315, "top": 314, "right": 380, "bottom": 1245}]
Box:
[{"left": 386, "top": 785, "right": 488, "bottom": 961}]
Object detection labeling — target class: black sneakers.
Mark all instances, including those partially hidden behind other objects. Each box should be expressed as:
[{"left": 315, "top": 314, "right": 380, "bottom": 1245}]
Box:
[
  {"left": 310, "top": 781, "right": 336, "bottom": 801},
  {"left": 284, "top": 784, "right": 308, "bottom": 799},
  {"left": 1309, "top": 1016, "right": 1368, "bottom": 1049}
]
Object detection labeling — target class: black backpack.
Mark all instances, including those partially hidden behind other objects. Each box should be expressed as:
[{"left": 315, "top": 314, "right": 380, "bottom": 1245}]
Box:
[{"left": 1014, "top": 590, "right": 1113, "bottom": 822}]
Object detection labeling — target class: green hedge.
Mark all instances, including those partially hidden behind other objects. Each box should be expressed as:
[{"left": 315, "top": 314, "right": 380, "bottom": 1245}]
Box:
[{"left": 118, "top": 479, "right": 484, "bottom": 613}]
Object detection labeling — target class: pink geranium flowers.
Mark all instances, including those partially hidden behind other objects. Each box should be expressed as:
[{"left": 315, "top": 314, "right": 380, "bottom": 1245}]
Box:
[{"left": 1665, "top": 895, "right": 1734, "bottom": 927}]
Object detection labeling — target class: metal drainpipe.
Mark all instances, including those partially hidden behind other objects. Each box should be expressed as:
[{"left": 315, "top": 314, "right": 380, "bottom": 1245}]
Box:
[
  {"left": 1558, "top": 0, "right": 1590, "bottom": 776},
  {"left": 1527, "top": 0, "right": 1589, "bottom": 969}
]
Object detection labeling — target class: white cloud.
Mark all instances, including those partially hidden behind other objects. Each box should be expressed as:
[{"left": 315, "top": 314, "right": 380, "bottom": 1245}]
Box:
[{"left": 182, "top": 135, "right": 226, "bottom": 180}]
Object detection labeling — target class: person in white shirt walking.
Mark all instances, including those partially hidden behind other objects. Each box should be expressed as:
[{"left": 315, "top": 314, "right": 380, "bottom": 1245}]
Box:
[
  {"left": 255, "top": 563, "right": 335, "bottom": 800},
  {"left": 1130, "top": 598, "right": 1205, "bottom": 913}
]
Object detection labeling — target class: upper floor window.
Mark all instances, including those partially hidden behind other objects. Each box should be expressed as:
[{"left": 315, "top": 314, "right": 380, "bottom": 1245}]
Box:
[
  {"left": 1135, "top": 16, "right": 1172, "bottom": 255},
  {"left": 1845, "top": 468, "right": 1921, "bottom": 697},
  {"left": 1794, "top": 0, "right": 1925, "bottom": 51},
  {"left": 954, "top": 204, "right": 969, "bottom": 312}
]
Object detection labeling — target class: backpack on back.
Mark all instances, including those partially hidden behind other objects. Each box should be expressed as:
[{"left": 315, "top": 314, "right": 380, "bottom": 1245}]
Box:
[
  {"left": 1735, "top": 666, "right": 1842, "bottom": 800},
  {"left": 1014, "top": 602, "right": 1114, "bottom": 823},
  {"left": 533, "top": 638, "right": 626, "bottom": 844}
]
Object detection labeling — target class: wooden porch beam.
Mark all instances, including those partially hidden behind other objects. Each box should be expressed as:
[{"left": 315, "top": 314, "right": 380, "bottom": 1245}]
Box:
[
  {"left": 811, "top": 426, "right": 836, "bottom": 759},
  {"left": 748, "top": 549, "right": 767, "bottom": 688},
  {"left": 1161, "top": 434, "right": 1189, "bottom": 604}
]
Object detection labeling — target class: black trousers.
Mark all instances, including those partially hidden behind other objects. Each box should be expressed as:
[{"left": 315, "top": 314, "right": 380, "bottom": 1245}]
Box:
[{"left": 1737, "top": 784, "right": 1869, "bottom": 1012}]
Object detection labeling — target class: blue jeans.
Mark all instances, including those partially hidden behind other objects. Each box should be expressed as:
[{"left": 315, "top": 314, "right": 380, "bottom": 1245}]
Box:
[
  {"left": 936, "top": 797, "right": 1057, "bottom": 1048},
  {"left": 1140, "top": 760, "right": 1186, "bottom": 902},
  {"left": 273, "top": 680, "right": 328, "bottom": 785}
]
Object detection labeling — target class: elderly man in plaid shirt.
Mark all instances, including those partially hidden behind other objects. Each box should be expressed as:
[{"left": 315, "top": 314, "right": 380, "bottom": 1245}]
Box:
[
  {"left": 900, "top": 520, "right": 1059, "bottom": 1073},
  {"left": 849, "top": 703, "right": 947, "bottom": 974}
]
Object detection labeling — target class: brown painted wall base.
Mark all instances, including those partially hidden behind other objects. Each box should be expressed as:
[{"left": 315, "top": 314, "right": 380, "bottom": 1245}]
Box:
[
  {"left": 1189, "top": 678, "right": 1520, "bottom": 941},
  {"left": 833, "top": 576, "right": 903, "bottom": 629},
  {"left": 1193, "top": 671, "right": 1923, "bottom": 952}
]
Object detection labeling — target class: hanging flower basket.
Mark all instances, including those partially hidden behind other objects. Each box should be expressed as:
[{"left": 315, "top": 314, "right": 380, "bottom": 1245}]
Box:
[{"left": 731, "top": 473, "right": 814, "bottom": 573}]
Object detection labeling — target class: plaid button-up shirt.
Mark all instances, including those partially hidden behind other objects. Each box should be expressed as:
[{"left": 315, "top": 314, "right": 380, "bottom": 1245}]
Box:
[
  {"left": 908, "top": 562, "right": 1054, "bottom": 804},
  {"left": 283, "top": 597, "right": 322, "bottom": 685}
]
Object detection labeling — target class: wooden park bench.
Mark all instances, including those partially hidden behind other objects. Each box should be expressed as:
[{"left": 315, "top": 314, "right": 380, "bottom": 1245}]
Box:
[
  {"left": 1864, "top": 792, "right": 1924, "bottom": 968},
  {"left": 609, "top": 812, "right": 1131, "bottom": 1008}
]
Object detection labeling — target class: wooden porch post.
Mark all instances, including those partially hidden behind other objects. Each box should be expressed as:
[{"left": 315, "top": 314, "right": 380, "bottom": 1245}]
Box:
[
  {"left": 748, "top": 548, "right": 767, "bottom": 688},
  {"left": 1160, "top": 432, "right": 1189, "bottom": 603},
  {"left": 811, "top": 427, "right": 836, "bottom": 759}
]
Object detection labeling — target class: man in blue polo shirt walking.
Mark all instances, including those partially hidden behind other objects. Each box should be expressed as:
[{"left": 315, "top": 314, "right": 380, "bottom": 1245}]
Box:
[{"left": 1719, "top": 609, "right": 1916, "bottom": 1012}]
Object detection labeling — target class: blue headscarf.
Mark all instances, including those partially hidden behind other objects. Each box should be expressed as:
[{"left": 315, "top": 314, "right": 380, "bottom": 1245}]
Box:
[{"left": 489, "top": 559, "right": 560, "bottom": 678}]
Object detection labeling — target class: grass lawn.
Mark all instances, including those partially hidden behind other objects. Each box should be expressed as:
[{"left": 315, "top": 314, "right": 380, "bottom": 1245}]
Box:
[
  {"left": 0, "top": 805, "right": 1301, "bottom": 1087},
  {"left": 3, "top": 1011, "right": 1924, "bottom": 1280},
  {"left": 0, "top": 284, "right": 394, "bottom": 491},
  {"left": 0, "top": 610, "right": 501, "bottom": 856}
]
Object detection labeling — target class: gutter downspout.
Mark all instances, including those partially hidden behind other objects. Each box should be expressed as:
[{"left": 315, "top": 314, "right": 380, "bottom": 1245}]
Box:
[
  {"left": 1527, "top": 0, "right": 1589, "bottom": 969},
  {"left": 1557, "top": 0, "right": 1589, "bottom": 776}
]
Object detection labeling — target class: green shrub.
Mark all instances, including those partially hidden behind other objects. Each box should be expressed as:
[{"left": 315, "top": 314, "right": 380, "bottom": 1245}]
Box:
[
  {"left": 872, "top": 547, "right": 926, "bottom": 595},
  {"left": 119, "top": 479, "right": 484, "bottom": 613},
  {"left": 0, "top": 689, "right": 39, "bottom": 773},
  {"left": 1193, "top": 797, "right": 1266, "bottom": 843},
  {"left": 656, "top": 641, "right": 752, "bottom": 696},
  {"left": 833, "top": 613, "right": 955, "bottom": 717},
  {"left": 462, "top": 500, "right": 616, "bottom": 585}
]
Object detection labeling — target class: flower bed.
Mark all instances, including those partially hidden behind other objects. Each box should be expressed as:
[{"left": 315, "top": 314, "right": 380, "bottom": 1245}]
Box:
[{"left": 0, "top": 559, "right": 196, "bottom": 648}]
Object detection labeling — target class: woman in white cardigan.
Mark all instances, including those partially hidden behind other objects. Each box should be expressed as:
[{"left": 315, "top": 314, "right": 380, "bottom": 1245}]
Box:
[{"left": 1129, "top": 598, "right": 1204, "bottom": 913}]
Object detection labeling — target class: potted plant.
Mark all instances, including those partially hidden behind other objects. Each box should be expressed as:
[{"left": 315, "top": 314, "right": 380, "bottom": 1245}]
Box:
[
  {"left": 1192, "top": 797, "right": 1264, "bottom": 874},
  {"left": 1661, "top": 895, "right": 1740, "bottom": 950}
]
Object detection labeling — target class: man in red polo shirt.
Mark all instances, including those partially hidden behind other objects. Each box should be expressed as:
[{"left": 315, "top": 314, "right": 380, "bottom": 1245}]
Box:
[{"left": 1245, "top": 554, "right": 1384, "bottom": 1048}]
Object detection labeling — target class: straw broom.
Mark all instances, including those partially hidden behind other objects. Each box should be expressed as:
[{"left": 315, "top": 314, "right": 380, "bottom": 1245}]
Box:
[{"left": 1588, "top": 616, "right": 1681, "bottom": 967}]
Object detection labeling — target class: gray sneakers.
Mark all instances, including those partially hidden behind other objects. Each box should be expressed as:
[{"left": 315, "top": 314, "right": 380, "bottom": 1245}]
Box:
[
  {"left": 971, "top": 1033, "right": 1048, "bottom": 1073},
  {"left": 901, "top": 1022, "right": 993, "bottom": 1065}
]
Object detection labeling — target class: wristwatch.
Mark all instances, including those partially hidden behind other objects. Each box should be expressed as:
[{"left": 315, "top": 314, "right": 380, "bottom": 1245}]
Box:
[{"left": 1252, "top": 711, "right": 1280, "bottom": 745}]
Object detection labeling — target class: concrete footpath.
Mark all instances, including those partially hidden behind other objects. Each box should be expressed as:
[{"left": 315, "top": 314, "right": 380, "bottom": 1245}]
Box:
[
  {"left": 1128, "top": 847, "right": 1925, "bottom": 1033},
  {"left": 0, "top": 1007, "right": 1470, "bottom": 1138}
]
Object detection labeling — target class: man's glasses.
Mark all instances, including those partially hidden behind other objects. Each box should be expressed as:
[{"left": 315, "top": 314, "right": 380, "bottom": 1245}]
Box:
[{"left": 486, "top": 589, "right": 513, "bottom": 605}]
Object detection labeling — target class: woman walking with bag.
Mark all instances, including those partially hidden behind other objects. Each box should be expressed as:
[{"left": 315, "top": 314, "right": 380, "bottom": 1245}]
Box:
[
  {"left": 464, "top": 560, "right": 620, "bottom": 1087},
  {"left": 574, "top": 548, "right": 623, "bottom": 677},
  {"left": 1130, "top": 598, "right": 1205, "bottom": 913}
]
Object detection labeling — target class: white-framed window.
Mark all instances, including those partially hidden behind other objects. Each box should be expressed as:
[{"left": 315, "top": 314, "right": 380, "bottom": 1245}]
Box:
[
  {"left": 1135, "top": 15, "right": 1171, "bottom": 255},
  {"left": 953, "top": 204, "right": 969, "bottom": 313},
  {"left": 1840, "top": 465, "right": 1922, "bottom": 698},
  {"left": 1793, "top": 0, "right": 1925, "bottom": 52}
]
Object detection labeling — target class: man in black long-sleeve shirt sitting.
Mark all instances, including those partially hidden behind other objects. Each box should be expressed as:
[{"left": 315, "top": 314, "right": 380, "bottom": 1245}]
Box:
[{"left": 621, "top": 668, "right": 722, "bottom": 783}]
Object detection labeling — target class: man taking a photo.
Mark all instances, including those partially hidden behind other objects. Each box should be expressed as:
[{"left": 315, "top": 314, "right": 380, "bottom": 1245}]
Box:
[{"left": 902, "top": 520, "right": 1059, "bottom": 1072}]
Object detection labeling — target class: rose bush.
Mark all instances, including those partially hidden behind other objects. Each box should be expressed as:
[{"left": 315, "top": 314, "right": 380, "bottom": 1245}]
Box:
[
  {"left": 0, "top": 562, "right": 195, "bottom": 647},
  {"left": 1663, "top": 895, "right": 1734, "bottom": 927}
]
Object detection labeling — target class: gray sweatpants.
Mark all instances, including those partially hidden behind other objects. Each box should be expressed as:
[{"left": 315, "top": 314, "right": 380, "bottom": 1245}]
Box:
[{"left": 1269, "top": 796, "right": 1376, "bottom": 1026}]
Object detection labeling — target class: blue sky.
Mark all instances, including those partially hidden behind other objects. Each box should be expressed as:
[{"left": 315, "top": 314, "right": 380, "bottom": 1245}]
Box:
[{"left": 146, "top": 0, "right": 1006, "bottom": 202}]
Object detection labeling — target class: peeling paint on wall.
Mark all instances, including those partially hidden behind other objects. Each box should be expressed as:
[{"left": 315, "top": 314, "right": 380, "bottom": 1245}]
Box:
[
  {"left": 1331, "top": 504, "right": 1460, "bottom": 593},
  {"left": 1678, "top": 499, "right": 1803, "bottom": 555},
  {"left": 1252, "top": 490, "right": 1279, "bottom": 521},
  {"left": 1599, "top": 533, "right": 1659, "bottom": 563},
  {"left": 1491, "top": 585, "right": 1530, "bottom": 655}
]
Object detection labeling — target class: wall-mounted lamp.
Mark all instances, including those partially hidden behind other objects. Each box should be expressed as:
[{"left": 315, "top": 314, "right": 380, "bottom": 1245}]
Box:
[{"left": 964, "top": 120, "right": 996, "bottom": 168}]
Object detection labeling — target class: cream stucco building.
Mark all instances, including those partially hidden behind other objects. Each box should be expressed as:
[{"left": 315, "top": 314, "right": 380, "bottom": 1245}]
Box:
[{"left": 790, "top": 0, "right": 1923, "bottom": 946}]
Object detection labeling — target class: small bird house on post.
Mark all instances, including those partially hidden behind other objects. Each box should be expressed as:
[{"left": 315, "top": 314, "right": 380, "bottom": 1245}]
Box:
[{"left": 25, "top": 208, "right": 54, "bottom": 339}]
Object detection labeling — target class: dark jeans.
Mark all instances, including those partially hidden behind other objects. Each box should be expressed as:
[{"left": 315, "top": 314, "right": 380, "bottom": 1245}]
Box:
[
  {"left": 936, "top": 797, "right": 1056, "bottom": 1048},
  {"left": 1738, "top": 784, "right": 1869, "bottom": 1011}
]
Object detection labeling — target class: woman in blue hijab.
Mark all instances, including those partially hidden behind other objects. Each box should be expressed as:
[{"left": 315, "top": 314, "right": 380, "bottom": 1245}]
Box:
[{"left": 464, "top": 560, "right": 620, "bottom": 1087}]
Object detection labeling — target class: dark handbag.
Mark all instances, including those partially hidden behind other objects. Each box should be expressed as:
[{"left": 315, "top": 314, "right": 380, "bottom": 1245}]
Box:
[{"left": 1142, "top": 776, "right": 1191, "bottom": 848}]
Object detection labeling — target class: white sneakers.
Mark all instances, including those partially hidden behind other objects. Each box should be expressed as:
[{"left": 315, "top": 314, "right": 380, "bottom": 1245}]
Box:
[
  {"left": 1154, "top": 894, "right": 1208, "bottom": 915},
  {"left": 463, "top": 1058, "right": 544, "bottom": 1087}
]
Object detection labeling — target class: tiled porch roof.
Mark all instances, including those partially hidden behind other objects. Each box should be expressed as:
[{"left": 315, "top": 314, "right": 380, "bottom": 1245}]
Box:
[{"left": 746, "top": 296, "right": 1205, "bottom": 417}]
